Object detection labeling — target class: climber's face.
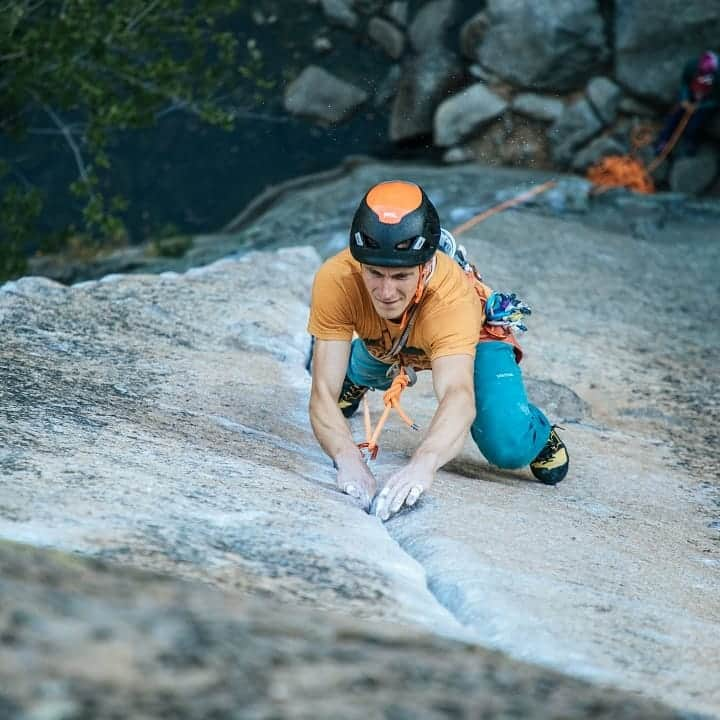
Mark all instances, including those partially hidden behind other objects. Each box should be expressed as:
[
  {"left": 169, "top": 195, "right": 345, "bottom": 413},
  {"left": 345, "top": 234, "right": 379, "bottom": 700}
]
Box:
[{"left": 361, "top": 264, "right": 421, "bottom": 320}]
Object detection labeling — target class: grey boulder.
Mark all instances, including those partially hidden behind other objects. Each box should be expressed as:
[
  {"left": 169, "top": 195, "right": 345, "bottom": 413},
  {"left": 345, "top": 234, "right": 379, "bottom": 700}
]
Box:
[
  {"left": 548, "top": 97, "right": 604, "bottom": 166},
  {"left": 284, "top": 66, "right": 368, "bottom": 124},
  {"left": 586, "top": 77, "right": 623, "bottom": 126},
  {"left": 669, "top": 150, "right": 719, "bottom": 194},
  {"left": 389, "top": 49, "right": 463, "bottom": 142},
  {"left": 386, "top": 1, "right": 408, "bottom": 27},
  {"left": 373, "top": 64, "right": 402, "bottom": 107},
  {"left": 434, "top": 83, "right": 508, "bottom": 147},
  {"left": 408, "top": 0, "right": 456, "bottom": 53},
  {"left": 571, "top": 136, "right": 628, "bottom": 172},
  {"left": 478, "top": 0, "right": 608, "bottom": 91},
  {"left": 459, "top": 12, "right": 488, "bottom": 61},
  {"left": 368, "top": 17, "right": 405, "bottom": 59},
  {"left": 512, "top": 93, "right": 565, "bottom": 122},
  {"left": 320, "top": 0, "right": 358, "bottom": 29}
]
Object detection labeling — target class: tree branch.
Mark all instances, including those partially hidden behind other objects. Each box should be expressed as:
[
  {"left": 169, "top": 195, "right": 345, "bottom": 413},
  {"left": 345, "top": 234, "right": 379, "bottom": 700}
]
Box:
[
  {"left": 43, "top": 104, "right": 88, "bottom": 182},
  {"left": 125, "top": 0, "right": 163, "bottom": 34}
]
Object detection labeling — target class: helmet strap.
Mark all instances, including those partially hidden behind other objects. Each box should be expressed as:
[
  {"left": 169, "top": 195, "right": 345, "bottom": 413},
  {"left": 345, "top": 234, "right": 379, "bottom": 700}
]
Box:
[
  {"left": 413, "top": 257, "right": 435, "bottom": 305},
  {"left": 399, "top": 259, "right": 435, "bottom": 330}
]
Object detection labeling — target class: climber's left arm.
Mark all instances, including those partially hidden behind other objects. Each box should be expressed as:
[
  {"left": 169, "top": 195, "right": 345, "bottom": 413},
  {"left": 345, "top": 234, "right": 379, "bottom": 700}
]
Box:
[{"left": 372, "top": 353, "right": 475, "bottom": 521}]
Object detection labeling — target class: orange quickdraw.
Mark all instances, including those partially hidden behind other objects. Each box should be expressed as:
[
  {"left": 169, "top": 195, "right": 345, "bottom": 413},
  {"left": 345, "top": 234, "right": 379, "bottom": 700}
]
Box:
[{"left": 358, "top": 366, "right": 419, "bottom": 461}]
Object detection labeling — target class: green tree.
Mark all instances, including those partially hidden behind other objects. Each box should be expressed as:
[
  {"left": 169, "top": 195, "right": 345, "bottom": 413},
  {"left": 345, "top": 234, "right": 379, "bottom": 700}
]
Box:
[{"left": 0, "top": 0, "right": 258, "bottom": 281}]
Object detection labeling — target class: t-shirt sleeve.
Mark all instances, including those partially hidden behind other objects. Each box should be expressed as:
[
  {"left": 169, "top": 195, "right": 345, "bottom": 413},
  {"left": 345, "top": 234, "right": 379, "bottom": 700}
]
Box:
[{"left": 307, "top": 261, "right": 354, "bottom": 341}]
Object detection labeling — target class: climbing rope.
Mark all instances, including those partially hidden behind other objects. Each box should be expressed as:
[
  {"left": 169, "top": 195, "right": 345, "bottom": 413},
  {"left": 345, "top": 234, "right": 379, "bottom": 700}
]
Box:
[
  {"left": 356, "top": 268, "right": 428, "bottom": 461},
  {"left": 451, "top": 180, "right": 557, "bottom": 236},
  {"left": 587, "top": 155, "right": 655, "bottom": 194},
  {"left": 358, "top": 366, "right": 419, "bottom": 461},
  {"left": 587, "top": 104, "right": 696, "bottom": 195}
]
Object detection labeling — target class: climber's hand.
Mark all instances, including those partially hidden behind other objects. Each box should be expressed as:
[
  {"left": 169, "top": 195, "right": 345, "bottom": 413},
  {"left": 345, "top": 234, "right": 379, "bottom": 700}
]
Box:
[
  {"left": 372, "top": 463, "right": 432, "bottom": 522},
  {"left": 336, "top": 453, "right": 377, "bottom": 512}
]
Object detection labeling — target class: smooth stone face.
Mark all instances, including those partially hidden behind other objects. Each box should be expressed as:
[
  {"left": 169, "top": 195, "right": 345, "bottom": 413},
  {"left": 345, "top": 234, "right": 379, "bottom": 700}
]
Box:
[
  {"left": 459, "top": 11, "right": 488, "bottom": 60},
  {"left": 586, "top": 77, "right": 623, "bottom": 126},
  {"left": 571, "top": 136, "right": 628, "bottom": 172},
  {"left": 320, "top": 0, "right": 358, "bottom": 29},
  {"left": 0, "top": 542, "right": 687, "bottom": 720},
  {"left": 669, "top": 150, "right": 719, "bottom": 194},
  {"left": 548, "top": 98, "right": 604, "bottom": 165},
  {"left": 386, "top": 0, "right": 408, "bottom": 27},
  {"left": 478, "top": 0, "right": 608, "bottom": 91},
  {"left": 389, "top": 49, "right": 464, "bottom": 142},
  {"left": 433, "top": 83, "right": 508, "bottom": 147},
  {"left": 408, "top": 0, "right": 456, "bottom": 53},
  {"left": 368, "top": 16, "right": 405, "bottom": 59},
  {"left": 284, "top": 66, "right": 368, "bottom": 124},
  {"left": 512, "top": 93, "right": 565, "bottom": 122}
]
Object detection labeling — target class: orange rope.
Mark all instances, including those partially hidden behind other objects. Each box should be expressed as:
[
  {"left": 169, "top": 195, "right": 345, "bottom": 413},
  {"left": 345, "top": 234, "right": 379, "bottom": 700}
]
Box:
[
  {"left": 358, "top": 368, "right": 418, "bottom": 460},
  {"left": 587, "top": 104, "right": 696, "bottom": 195},
  {"left": 647, "top": 103, "right": 695, "bottom": 174},
  {"left": 587, "top": 155, "right": 655, "bottom": 194},
  {"left": 451, "top": 180, "right": 557, "bottom": 236}
]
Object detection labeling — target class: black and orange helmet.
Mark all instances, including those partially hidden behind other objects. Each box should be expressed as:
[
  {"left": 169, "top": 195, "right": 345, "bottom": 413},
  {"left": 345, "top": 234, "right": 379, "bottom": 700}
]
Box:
[{"left": 349, "top": 180, "right": 440, "bottom": 267}]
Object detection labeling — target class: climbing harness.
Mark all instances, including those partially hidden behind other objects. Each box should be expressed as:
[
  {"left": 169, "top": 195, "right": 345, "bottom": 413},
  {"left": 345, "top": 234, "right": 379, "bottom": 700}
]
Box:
[
  {"left": 356, "top": 260, "right": 433, "bottom": 461},
  {"left": 587, "top": 104, "right": 696, "bottom": 195}
]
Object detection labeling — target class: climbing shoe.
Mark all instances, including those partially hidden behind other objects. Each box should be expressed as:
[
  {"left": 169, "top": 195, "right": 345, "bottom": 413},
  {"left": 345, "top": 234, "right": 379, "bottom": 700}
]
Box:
[
  {"left": 530, "top": 427, "right": 569, "bottom": 485},
  {"left": 338, "top": 377, "right": 368, "bottom": 418}
]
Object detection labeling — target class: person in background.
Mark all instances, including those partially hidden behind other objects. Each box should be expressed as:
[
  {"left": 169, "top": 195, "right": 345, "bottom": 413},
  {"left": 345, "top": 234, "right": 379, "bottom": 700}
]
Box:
[{"left": 655, "top": 50, "right": 719, "bottom": 156}]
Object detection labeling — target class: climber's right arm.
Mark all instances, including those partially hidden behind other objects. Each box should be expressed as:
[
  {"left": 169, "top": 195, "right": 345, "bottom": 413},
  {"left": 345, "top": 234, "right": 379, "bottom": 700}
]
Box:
[{"left": 309, "top": 338, "right": 376, "bottom": 509}]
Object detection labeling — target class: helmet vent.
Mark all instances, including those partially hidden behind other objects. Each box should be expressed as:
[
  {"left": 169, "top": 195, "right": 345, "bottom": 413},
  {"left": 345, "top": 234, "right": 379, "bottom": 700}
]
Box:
[{"left": 355, "top": 231, "right": 379, "bottom": 248}]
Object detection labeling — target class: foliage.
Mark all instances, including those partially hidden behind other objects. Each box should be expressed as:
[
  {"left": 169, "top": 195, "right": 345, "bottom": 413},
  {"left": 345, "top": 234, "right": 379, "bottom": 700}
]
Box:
[{"left": 0, "top": 0, "right": 257, "bottom": 281}]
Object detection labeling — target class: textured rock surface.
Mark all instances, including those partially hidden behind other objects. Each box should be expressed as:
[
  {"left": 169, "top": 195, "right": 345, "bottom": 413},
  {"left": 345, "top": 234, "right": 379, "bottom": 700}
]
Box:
[
  {"left": 0, "top": 542, "right": 689, "bottom": 720},
  {"left": 512, "top": 93, "right": 565, "bottom": 123},
  {"left": 407, "top": 0, "right": 456, "bottom": 53},
  {"left": 320, "top": 0, "right": 358, "bottom": 29},
  {"left": 433, "top": 82, "right": 508, "bottom": 147},
  {"left": 669, "top": 150, "right": 719, "bottom": 194},
  {"left": 459, "top": 11, "right": 487, "bottom": 60},
  {"left": 478, "top": 0, "right": 608, "bottom": 91},
  {"left": 389, "top": 49, "right": 463, "bottom": 142},
  {"left": 586, "top": 77, "right": 623, "bottom": 126},
  {"left": 571, "top": 136, "right": 628, "bottom": 172},
  {"left": 284, "top": 66, "right": 367, "bottom": 124},
  {"left": 2, "top": 161, "right": 720, "bottom": 717},
  {"left": 549, "top": 97, "right": 604, "bottom": 165},
  {"left": 368, "top": 16, "right": 405, "bottom": 59}
]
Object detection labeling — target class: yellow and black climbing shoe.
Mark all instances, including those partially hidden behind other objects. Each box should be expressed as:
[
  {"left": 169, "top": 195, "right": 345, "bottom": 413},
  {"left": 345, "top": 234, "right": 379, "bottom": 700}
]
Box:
[
  {"left": 530, "top": 427, "right": 569, "bottom": 485},
  {"left": 338, "top": 378, "right": 369, "bottom": 418}
]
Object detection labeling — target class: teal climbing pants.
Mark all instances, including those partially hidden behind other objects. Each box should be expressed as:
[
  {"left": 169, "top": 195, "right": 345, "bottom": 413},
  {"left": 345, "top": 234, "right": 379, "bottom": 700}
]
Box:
[{"left": 345, "top": 339, "right": 551, "bottom": 469}]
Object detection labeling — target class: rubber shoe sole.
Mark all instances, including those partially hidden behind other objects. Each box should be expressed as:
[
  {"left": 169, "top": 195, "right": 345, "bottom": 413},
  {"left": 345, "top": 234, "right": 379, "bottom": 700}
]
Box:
[{"left": 530, "top": 427, "right": 569, "bottom": 485}]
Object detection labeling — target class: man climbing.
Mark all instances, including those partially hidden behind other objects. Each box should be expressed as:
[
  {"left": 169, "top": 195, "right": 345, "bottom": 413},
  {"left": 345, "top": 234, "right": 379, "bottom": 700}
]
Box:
[
  {"left": 655, "top": 50, "right": 720, "bottom": 156},
  {"left": 307, "top": 180, "right": 568, "bottom": 522}
]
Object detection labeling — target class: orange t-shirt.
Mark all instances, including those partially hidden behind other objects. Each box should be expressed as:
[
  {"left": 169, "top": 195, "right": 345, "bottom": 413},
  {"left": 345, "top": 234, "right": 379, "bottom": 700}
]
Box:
[{"left": 307, "top": 249, "right": 521, "bottom": 370}]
